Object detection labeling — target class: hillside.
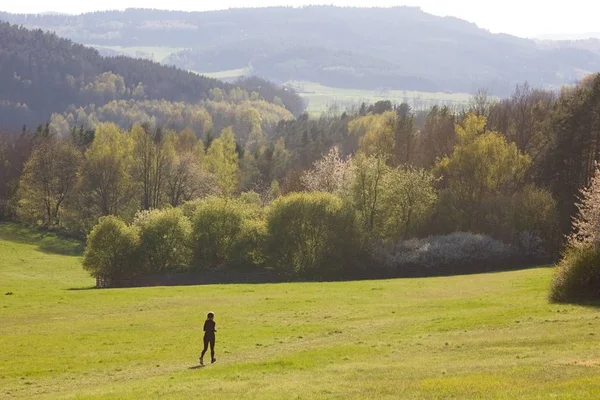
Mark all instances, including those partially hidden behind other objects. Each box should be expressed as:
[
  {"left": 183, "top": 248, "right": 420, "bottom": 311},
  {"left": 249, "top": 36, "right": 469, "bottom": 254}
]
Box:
[
  {"left": 2, "top": 7, "right": 600, "bottom": 95},
  {"left": 0, "top": 22, "right": 302, "bottom": 130},
  {"left": 2, "top": 222, "right": 600, "bottom": 398}
]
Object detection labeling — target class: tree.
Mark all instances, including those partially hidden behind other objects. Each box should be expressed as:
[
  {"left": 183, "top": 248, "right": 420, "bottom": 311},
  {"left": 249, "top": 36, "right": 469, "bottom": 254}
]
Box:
[
  {"left": 131, "top": 125, "right": 174, "bottom": 210},
  {"left": 351, "top": 153, "right": 390, "bottom": 238},
  {"left": 568, "top": 166, "right": 600, "bottom": 249},
  {"left": 165, "top": 131, "right": 219, "bottom": 206},
  {"left": 0, "top": 129, "right": 34, "bottom": 219},
  {"left": 416, "top": 105, "right": 456, "bottom": 167},
  {"left": 350, "top": 111, "right": 396, "bottom": 160},
  {"left": 434, "top": 113, "right": 531, "bottom": 231},
  {"left": 381, "top": 167, "right": 437, "bottom": 240},
  {"left": 83, "top": 216, "right": 140, "bottom": 287},
  {"left": 190, "top": 197, "right": 263, "bottom": 269},
  {"left": 539, "top": 74, "right": 600, "bottom": 235},
  {"left": 79, "top": 123, "right": 136, "bottom": 218},
  {"left": 17, "top": 137, "right": 81, "bottom": 227},
  {"left": 393, "top": 103, "right": 416, "bottom": 165},
  {"left": 301, "top": 146, "right": 353, "bottom": 194},
  {"left": 135, "top": 208, "right": 192, "bottom": 272},
  {"left": 205, "top": 127, "right": 239, "bottom": 195},
  {"left": 265, "top": 192, "right": 360, "bottom": 279}
]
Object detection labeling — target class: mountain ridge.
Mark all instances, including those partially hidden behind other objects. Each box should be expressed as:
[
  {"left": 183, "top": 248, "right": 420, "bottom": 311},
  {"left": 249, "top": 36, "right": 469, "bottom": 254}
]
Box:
[{"left": 1, "top": 6, "right": 599, "bottom": 95}]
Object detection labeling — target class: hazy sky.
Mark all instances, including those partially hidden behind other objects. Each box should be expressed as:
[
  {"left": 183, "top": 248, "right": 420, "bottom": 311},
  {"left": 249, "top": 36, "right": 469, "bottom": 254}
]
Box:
[{"left": 2, "top": 0, "right": 599, "bottom": 38}]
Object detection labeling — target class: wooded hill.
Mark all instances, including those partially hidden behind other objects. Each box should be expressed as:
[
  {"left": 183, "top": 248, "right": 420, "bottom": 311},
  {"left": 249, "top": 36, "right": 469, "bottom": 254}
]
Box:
[
  {"left": 2, "top": 7, "right": 600, "bottom": 95},
  {"left": 0, "top": 22, "right": 303, "bottom": 130}
]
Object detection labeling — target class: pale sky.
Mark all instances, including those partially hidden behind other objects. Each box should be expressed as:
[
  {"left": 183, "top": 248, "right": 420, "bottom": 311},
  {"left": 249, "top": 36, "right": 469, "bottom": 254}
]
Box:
[{"left": 1, "top": 0, "right": 599, "bottom": 38}]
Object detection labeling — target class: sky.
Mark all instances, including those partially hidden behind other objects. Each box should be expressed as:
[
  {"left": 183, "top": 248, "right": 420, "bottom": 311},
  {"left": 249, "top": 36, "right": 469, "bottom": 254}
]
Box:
[{"left": 1, "top": 0, "right": 599, "bottom": 39}]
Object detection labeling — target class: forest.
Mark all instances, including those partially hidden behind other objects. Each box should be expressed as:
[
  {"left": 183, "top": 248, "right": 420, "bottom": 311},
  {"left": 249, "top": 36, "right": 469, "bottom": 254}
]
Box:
[
  {"left": 0, "top": 22, "right": 304, "bottom": 130},
  {"left": 3, "top": 71, "right": 600, "bottom": 302},
  {"left": 2, "top": 7, "right": 600, "bottom": 95}
]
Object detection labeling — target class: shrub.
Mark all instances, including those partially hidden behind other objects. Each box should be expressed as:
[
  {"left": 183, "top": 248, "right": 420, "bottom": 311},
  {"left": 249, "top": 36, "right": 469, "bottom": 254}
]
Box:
[
  {"left": 135, "top": 208, "right": 192, "bottom": 272},
  {"left": 265, "top": 192, "right": 361, "bottom": 279},
  {"left": 191, "top": 196, "right": 263, "bottom": 270},
  {"left": 550, "top": 167, "right": 600, "bottom": 303},
  {"left": 373, "top": 232, "right": 517, "bottom": 275},
  {"left": 550, "top": 245, "right": 600, "bottom": 303},
  {"left": 83, "top": 216, "right": 141, "bottom": 286}
]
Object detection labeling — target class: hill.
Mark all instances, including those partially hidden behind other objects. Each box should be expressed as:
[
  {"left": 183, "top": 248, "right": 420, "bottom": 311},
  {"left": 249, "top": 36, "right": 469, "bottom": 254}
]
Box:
[
  {"left": 2, "top": 7, "right": 600, "bottom": 96},
  {"left": 2, "top": 221, "right": 600, "bottom": 399},
  {"left": 0, "top": 22, "right": 302, "bottom": 130}
]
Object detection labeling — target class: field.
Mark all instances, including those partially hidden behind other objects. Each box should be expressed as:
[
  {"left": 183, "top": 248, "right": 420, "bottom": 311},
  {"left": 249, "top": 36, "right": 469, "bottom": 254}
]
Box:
[
  {"left": 87, "top": 45, "right": 184, "bottom": 63},
  {"left": 2, "top": 222, "right": 600, "bottom": 399},
  {"left": 285, "top": 81, "right": 477, "bottom": 115},
  {"left": 195, "top": 68, "right": 251, "bottom": 81}
]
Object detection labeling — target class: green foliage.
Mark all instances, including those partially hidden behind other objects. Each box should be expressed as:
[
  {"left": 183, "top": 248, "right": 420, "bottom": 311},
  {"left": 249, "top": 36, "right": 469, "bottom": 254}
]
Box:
[
  {"left": 550, "top": 245, "right": 600, "bottom": 303},
  {"left": 351, "top": 153, "right": 389, "bottom": 238},
  {"left": 17, "top": 137, "right": 82, "bottom": 227},
  {"left": 351, "top": 111, "right": 396, "bottom": 160},
  {"left": 265, "top": 192, "right": 360, "bottom": 279},
  {"left": 78, "top": 123, "right": 136, "bottom": 218},
  {"left": 380, "top": 167, "right": 438, "bottom": 241},
  {"left": 190, "top": 197, "right": 263, "bottom": 270},
  {"left": 82, "top": 216, "right": 140, "bottom": 282},
  {"left": 205, "top": 127, "right": 239, "bottom": 195},
  {"left": 434, "top": 113, "right": 532, "bottom": 232},
  {"left": 135, "top": 208, "right": 192, "bottom": 273}
]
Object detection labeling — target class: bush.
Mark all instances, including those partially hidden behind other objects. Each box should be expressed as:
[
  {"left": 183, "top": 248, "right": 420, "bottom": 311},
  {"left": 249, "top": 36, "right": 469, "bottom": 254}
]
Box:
[
  {"left": 373, "top": 232, "right": 517, "bottom": 276},
  {"left": 550, "top": 245, "right": 600, "bottom": 303},
  {"left": 82, "top": 216, "right": 141, "bottom": 286},
  {"left": 135, "top": 208, "right": 192, "bottom": 272},
  {"left": 191, "top": 196, "right": 264, "bottom": 270},
  {"left": 265, "top": 192, "right": 361, "bottom": 279}
]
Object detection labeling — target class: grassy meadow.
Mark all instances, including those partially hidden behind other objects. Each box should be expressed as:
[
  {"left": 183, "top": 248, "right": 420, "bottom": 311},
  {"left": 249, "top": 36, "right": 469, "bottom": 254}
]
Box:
[
  {"left": 87, "top": 45, "right": 184, "bottom": 63},
  {"left": 2, "top": 222, "right": 600, "bottom": 399},
  {"left": 285, "top": 81, "right": 476, "bottom": 115}
]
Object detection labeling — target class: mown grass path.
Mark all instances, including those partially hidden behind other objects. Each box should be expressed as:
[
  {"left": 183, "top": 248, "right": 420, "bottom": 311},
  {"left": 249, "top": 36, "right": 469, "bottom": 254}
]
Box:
[{"left": 1, "top": 222, "right": 599, "bottom": 399}]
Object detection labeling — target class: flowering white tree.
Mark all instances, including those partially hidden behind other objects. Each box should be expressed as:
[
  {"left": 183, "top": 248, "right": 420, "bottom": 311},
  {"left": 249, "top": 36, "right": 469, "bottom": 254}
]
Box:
[
  {"left": 301, "top": 146, "right": 353, "bottom": 194},
  {"left": 569, "top": 166, "right": 600, "bottom": 248}
]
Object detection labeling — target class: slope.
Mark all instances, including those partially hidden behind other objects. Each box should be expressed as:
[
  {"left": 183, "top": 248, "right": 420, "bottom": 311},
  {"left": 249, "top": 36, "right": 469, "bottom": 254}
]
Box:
[
  {"left": 2, "top": 222, "right": 600, "bottom": 399},
  {"left": 2, "top": 7, "right": 600, "bottom": 95}
]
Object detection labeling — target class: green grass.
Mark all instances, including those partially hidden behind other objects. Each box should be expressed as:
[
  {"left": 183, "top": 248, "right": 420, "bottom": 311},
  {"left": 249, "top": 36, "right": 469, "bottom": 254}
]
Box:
[
  {"left": 87, "top": 45, "right": 185, "bottom": 63},
  {"left": 2, "top": 221, "right": 600, "bottom": 399},
  {"left": 194, "top": 68, "right": 251, "bottom": 80},
  {"left": 286, "top": 80, "right": 477, "bottom": 116}
]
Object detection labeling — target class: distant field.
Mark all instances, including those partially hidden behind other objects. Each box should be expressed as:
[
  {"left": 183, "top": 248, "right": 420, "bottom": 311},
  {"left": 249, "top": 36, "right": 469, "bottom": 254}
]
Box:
[
  {"left": 286, "top": 80, "right": 476, "bottom": 115},
  {"left": 2, "top": 222, "right": 600, "bottom": 399},
  {"left": 193, "top": 67, "right": 250, "bottom": 81},
  {"left": 88, "top": 45, "right": 185, "bottom": 63}
]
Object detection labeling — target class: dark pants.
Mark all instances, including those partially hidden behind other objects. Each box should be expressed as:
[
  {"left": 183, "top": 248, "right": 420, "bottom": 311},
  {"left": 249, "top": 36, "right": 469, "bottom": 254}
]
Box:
[{"left": 201, "top": 335, "right": 215, "bottom": 360}]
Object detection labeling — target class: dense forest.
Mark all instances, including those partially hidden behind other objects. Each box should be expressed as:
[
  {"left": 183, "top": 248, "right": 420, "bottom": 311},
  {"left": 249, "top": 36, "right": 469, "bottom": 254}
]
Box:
[
  {"left": 4, "top": 73, "right": 600, "bottom": 298},
  {"left": 0, "top": 22, "right": 303, "bottom": 130},
  {"left": 2, "top": 7, "right": 600, "bottom": 95}
]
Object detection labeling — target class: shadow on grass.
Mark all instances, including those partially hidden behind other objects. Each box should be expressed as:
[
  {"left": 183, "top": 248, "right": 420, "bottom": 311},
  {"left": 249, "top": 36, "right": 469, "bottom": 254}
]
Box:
[
  {"left": 188, "top": 365, "right": 205, "bottom": 370},
  {"left": 66, "top": 286, "right": 97, "bottom": 291},
  {"left": 0, "top": 222, "right": 84, "bottom": 256},
  {"left": 551, "top": 299, "right": 600, "bottom": 309}
]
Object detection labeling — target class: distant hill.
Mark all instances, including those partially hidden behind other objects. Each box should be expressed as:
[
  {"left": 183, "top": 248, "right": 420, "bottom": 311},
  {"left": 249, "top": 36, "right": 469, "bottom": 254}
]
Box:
[
  {"left": 537, "top": 33, "right": 600, "bottom": 40},
  {"left": 1, "top": 6, "right": 600, "bottom": 95},
  {"left": 0, "top": 22, "right": 303, "bottom": 130}
]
